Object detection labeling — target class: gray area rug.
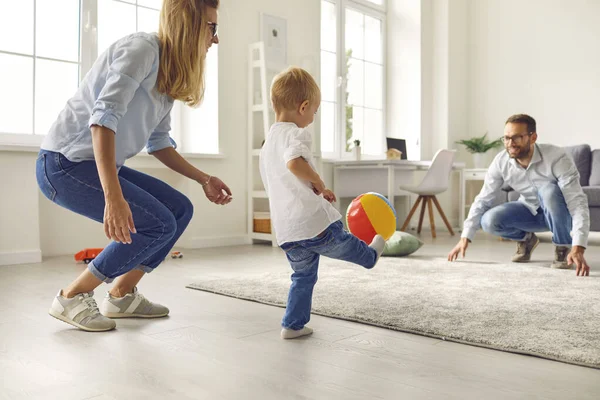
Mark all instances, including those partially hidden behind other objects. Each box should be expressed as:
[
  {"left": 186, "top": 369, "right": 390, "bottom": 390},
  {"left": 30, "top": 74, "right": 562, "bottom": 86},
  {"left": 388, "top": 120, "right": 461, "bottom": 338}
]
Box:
[{"left": 187, "top": 256, "right": 600, "bottom": 369}]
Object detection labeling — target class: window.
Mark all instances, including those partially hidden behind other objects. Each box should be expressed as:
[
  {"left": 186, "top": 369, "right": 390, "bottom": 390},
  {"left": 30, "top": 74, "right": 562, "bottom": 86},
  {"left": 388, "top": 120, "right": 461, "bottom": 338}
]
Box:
[
  {"left": 0, "top": 0, "right": 80, "bottom": 136},
  {"left": 363, "top": 0, "right": 384, "bottom": 6},
  {"left": 0, "top": 0, "right": 219, "bottom": 154},
  {"left": 321, "top": 0, "right": 386, "bottom": 159},
  {"left": 97, "top": 0, "right": 160, "bottom": 56}
]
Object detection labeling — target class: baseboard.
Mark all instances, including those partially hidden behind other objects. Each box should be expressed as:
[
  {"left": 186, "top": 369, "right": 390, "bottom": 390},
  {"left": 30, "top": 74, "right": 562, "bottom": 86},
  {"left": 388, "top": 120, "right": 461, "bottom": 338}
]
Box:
[
  {"left": 405, "top": 222, "right": 460, "bottom": 233},
  {"left": 187, "top": 235, "right": 251, "bottom": 249},
  {"left": 403, "top": 218, "right": 459, "bottom": 232},
  {"left": 0, "top": 249, "right": 42, "bottom": 266}
]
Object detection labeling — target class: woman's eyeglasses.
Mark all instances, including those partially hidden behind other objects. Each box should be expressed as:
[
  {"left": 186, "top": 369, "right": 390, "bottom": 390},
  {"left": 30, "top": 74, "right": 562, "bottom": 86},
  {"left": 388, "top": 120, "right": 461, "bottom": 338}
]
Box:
[{"left": 207, "top": 22, "right": 218, "bottom": 38}]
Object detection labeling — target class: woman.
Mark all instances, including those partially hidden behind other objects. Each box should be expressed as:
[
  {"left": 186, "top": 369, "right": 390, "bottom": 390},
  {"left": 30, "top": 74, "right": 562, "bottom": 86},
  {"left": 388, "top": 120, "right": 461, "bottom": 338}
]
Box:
[{"left": 36, "top": 0, "right": 228, "bottom": 332}]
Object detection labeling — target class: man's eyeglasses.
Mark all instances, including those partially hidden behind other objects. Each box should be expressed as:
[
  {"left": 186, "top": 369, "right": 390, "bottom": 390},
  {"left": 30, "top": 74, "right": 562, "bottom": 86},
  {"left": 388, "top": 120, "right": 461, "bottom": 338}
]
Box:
[
  {"left": 501, "top": 132, "right": 532, "bottom": 144},
  {"left": 207, "top": 22, "right": 218, "bottom": 38}
]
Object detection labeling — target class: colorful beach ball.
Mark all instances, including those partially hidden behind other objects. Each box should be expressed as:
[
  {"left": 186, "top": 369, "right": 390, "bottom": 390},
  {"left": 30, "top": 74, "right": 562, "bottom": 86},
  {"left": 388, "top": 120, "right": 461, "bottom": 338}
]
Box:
[{"left": 346, "top": 192, "right": 397, "bottom": 243}]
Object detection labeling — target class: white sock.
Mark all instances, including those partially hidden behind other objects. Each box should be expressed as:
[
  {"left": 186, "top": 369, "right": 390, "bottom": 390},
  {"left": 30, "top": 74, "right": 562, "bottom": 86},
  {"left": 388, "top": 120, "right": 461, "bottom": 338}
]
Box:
[
  {"left": 281, "top": 326, "right": 313, "bottom": 339},
  {"left": 369, "top": 234, "right": 386, "bottom": 262}
]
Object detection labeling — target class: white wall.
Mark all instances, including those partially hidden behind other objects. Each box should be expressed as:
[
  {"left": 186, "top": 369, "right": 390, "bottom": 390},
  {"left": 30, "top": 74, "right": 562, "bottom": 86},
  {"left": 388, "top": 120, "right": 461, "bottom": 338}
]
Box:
[
  {"left": 387, "top": 0, "right": 422, "bottom": 160},
  {"left": 417, "top": 0, "right": 600, "bottom": 166},
  {"left": 420, "top": 0, "right": 470, "bottom": 162},
  {"left": 0, "top": 152, "right": 41, "bottom": 265},
  {"left": 398, "top": 0, "right": 467, "bottom": 230},
  {"left": 468, "top": 0, "right": 600, "bottom": 148},
  {"left": 0, "top": 0, "right": 320, "bottom": 264}
]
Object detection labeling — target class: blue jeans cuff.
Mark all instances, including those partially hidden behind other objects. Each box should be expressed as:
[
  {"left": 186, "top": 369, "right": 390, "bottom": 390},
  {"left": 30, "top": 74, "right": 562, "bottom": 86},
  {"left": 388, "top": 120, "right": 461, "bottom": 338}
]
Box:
[
  {"left": 88, "top": 261, "right": 114, "bottom": 283},
  {"left": 136, "top": 264, "right": 154, "bottom": 273},
  {"left": 281, "top": 323, "right": 304, "bottom": 330}
]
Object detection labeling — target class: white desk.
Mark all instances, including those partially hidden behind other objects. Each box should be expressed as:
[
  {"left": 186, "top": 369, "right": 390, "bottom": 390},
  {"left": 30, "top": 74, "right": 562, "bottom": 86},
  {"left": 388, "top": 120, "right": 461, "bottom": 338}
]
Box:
[
  {"left": 331, "top": 159, "right": 466, "bottom": 230},
  {"left": 461, "top": 168, "right": 488, "bottom": 229}
]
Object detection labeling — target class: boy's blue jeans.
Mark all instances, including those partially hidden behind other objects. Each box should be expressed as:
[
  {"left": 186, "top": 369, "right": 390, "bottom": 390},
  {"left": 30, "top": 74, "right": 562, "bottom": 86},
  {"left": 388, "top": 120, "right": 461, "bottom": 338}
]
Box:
[
  {"left": 36, "top": 150, "right": 193, "bottom": 283},
  {"left": 279, "top": 220, "right": 378, "bottom": 330},
  {"left": 480, "top": 183, "right": 572, "bottom": 246}
]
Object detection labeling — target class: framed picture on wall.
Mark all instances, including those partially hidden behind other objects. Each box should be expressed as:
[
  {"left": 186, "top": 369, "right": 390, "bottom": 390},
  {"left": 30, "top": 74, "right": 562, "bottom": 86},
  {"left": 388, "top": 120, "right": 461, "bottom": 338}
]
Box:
[{"left": 260, "top": 13, "right": 287, "bottom": 70}]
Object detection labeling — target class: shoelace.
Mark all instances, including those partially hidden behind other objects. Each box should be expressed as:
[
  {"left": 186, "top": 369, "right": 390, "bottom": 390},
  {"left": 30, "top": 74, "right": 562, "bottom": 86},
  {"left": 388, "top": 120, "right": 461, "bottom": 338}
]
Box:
[
  {"left": 81, "top": 295, "right": 100, "bottom": 314},
  {"left": 517, "top": 235, "right": 534, "bottom": 254},
  {"left": 134, "top": 291, "right": 146, "bottom": 302},
  {"left": 132, "top": 291, "right": 154, "bottom": 312}
]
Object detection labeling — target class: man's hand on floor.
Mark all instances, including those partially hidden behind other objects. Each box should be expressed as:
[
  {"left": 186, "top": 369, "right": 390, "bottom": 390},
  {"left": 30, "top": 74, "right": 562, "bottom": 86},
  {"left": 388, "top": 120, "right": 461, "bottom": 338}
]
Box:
[
  {"left": 568, "top": 246, "right": 590, "bottom": 277},
  {"left": 448, "top": 238, "right": 470, "bottom": 261}
]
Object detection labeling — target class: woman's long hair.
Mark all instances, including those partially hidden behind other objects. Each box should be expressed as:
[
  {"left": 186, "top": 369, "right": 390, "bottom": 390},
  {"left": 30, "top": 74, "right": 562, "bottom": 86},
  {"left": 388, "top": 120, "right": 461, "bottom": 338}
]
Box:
[{"left": 156, "top": 0, "right": 219, "bottom": 107}]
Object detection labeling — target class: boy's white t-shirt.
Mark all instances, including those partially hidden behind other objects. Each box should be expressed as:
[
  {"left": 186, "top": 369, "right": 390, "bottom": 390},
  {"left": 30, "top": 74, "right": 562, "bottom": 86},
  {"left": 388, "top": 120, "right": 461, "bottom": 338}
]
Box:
[{"left": 259, "top": 122, "right": 342, "bottom": 245}]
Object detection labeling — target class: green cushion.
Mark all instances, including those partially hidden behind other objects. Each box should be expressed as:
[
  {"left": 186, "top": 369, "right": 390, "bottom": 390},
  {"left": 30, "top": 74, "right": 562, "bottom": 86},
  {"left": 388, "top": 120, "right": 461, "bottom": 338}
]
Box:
[{"left": 382, "top": 231, "right": 424, "bottom": 257}]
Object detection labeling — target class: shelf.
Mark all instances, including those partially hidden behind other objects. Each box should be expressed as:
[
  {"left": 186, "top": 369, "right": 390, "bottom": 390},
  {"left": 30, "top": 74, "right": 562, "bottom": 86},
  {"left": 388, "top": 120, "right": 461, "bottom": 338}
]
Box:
[
  {"left": 252, "top": 191, "right": 268, "bottom": 198},
  {"left": 250, "top": 232, "right": 273, "bottom": 241},
  {"left": 252, "top": 149, "right": 321, "bottom": 158}
]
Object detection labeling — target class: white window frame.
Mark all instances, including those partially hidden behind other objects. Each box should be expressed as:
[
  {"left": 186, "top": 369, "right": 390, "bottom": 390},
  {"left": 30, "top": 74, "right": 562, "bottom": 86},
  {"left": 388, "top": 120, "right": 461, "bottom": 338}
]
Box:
[
  {"left": 350, "top": 0, "right": 386, "bottom": 13},
  {"left": 0, "top": 0, "right": 220, "bottom": 156},
  {"left": 322, "top": 0, "right": 387, "bottom": 160},
  {"left": 0, "top": 0, "right": 83, "bottom": 145}
]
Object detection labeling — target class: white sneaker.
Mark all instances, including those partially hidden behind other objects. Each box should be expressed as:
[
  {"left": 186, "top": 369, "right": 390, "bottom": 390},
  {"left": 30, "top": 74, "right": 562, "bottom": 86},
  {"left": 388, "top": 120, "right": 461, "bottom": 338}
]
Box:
[
  {"left": 49, "top": 290, "right": 116, "bottom": 332},
  {"left": 281, "top": 326, "right": 313, "bottom": 339},
  {"left": 100, "top": 287, "right": 169, "bottom": 319}
]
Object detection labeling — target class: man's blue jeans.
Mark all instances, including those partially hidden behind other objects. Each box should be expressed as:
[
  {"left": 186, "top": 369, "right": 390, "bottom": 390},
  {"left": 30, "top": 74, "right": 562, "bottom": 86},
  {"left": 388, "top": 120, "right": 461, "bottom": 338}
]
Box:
[
  {"left": 480, "top": 183, "right": 572, "bottom": 246},
  {"left": 279, "top": 221, "right": 377, "bottom": 330},
  {"left": 36, "top": 150, "right": 193, "bottom": 283}
]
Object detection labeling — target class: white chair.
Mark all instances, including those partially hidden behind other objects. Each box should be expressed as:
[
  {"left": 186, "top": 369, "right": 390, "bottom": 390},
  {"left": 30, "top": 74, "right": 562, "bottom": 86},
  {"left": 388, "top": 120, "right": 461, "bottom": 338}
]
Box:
[{"left": 399, "top": 149, "right": 456, "bottom": 238}]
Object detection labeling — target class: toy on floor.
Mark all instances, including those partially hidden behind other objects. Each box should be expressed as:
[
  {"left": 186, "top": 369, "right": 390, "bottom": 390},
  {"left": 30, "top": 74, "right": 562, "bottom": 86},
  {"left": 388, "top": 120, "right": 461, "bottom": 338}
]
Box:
[
  {"left": 346, "top": 192, "right": 396, "bottom": 243},
  {"left": 74, "top": 248, "right": 103, "bottom": 264},
  {"left": 171, "top": 251, "right": 183, "bottom": 259}
]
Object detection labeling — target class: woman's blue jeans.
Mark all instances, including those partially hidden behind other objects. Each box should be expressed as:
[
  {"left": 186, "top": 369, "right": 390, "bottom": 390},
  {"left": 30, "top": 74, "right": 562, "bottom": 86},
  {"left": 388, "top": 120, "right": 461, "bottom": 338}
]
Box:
[{"left": 36, "top": 150, "right": 193, "bottom": 283}]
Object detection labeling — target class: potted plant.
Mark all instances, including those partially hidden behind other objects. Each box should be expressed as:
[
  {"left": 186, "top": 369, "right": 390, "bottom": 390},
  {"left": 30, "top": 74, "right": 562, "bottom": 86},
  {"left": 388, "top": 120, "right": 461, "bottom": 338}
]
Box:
[
  {"left": 456, "top": 133, "right": 502, "bottom": 168},
  {"left": 352, "top": 139, "right": 361, "bottom": 161}
]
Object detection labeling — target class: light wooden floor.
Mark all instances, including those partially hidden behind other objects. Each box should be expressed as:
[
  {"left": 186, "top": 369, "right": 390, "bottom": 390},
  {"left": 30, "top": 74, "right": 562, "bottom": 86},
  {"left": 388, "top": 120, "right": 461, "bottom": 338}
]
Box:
[{"left": 1, "top": 233, "right": 600, "bottom": 400}]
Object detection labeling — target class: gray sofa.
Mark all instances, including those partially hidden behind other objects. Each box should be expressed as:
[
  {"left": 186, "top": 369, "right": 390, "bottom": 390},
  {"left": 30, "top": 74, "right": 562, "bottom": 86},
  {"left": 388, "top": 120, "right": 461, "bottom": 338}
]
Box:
[{"left": 499, "top": 144, "right": 600, "bottom": 231}]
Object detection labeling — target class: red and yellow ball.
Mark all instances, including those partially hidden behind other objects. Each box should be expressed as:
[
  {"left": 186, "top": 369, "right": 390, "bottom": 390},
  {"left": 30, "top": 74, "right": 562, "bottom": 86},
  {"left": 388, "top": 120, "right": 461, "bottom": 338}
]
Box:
[{"left": 346, "top": 192, "right": 397, "bottom": 243}]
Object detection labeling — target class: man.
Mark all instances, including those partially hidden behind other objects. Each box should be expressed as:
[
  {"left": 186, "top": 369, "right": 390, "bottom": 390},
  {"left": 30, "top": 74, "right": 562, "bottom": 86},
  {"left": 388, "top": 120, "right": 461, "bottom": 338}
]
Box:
[{"left": 448, "top": 114, "right": 591, "bottom": 276}]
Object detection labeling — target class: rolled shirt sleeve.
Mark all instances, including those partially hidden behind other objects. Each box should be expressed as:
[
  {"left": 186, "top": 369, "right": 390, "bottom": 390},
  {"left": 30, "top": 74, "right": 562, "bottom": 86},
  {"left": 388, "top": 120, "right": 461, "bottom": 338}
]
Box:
[
  {"left": 552, "top": 154, "right": 590, "bottom": 247},
  {"left": 283, "top": 129, "right": 312, "bottom": 163},
  {"left": 89, "top": 37, "right": 157, "bottom": 133},
  {"left": 146, "top": 104, "right": 177, "bottom": 154}
]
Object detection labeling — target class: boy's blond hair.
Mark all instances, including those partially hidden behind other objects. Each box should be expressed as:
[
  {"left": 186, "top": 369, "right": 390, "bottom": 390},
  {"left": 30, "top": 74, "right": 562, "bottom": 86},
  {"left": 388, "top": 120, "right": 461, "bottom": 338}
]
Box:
[{"left": 270, "top": 67, "right": 321, "bottom": 114}]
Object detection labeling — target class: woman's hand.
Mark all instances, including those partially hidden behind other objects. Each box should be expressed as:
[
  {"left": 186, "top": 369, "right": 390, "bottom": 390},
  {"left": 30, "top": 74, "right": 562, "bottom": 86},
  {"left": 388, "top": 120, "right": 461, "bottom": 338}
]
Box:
[
  {"left": 202, "top": 176, "right": 232, "bottom": 205},
  {"left": 104, "top": 195, "right": 136, "bottom": 244},
  {"left": 91, "top": 125, "right": 135, "bottom": 244}
]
